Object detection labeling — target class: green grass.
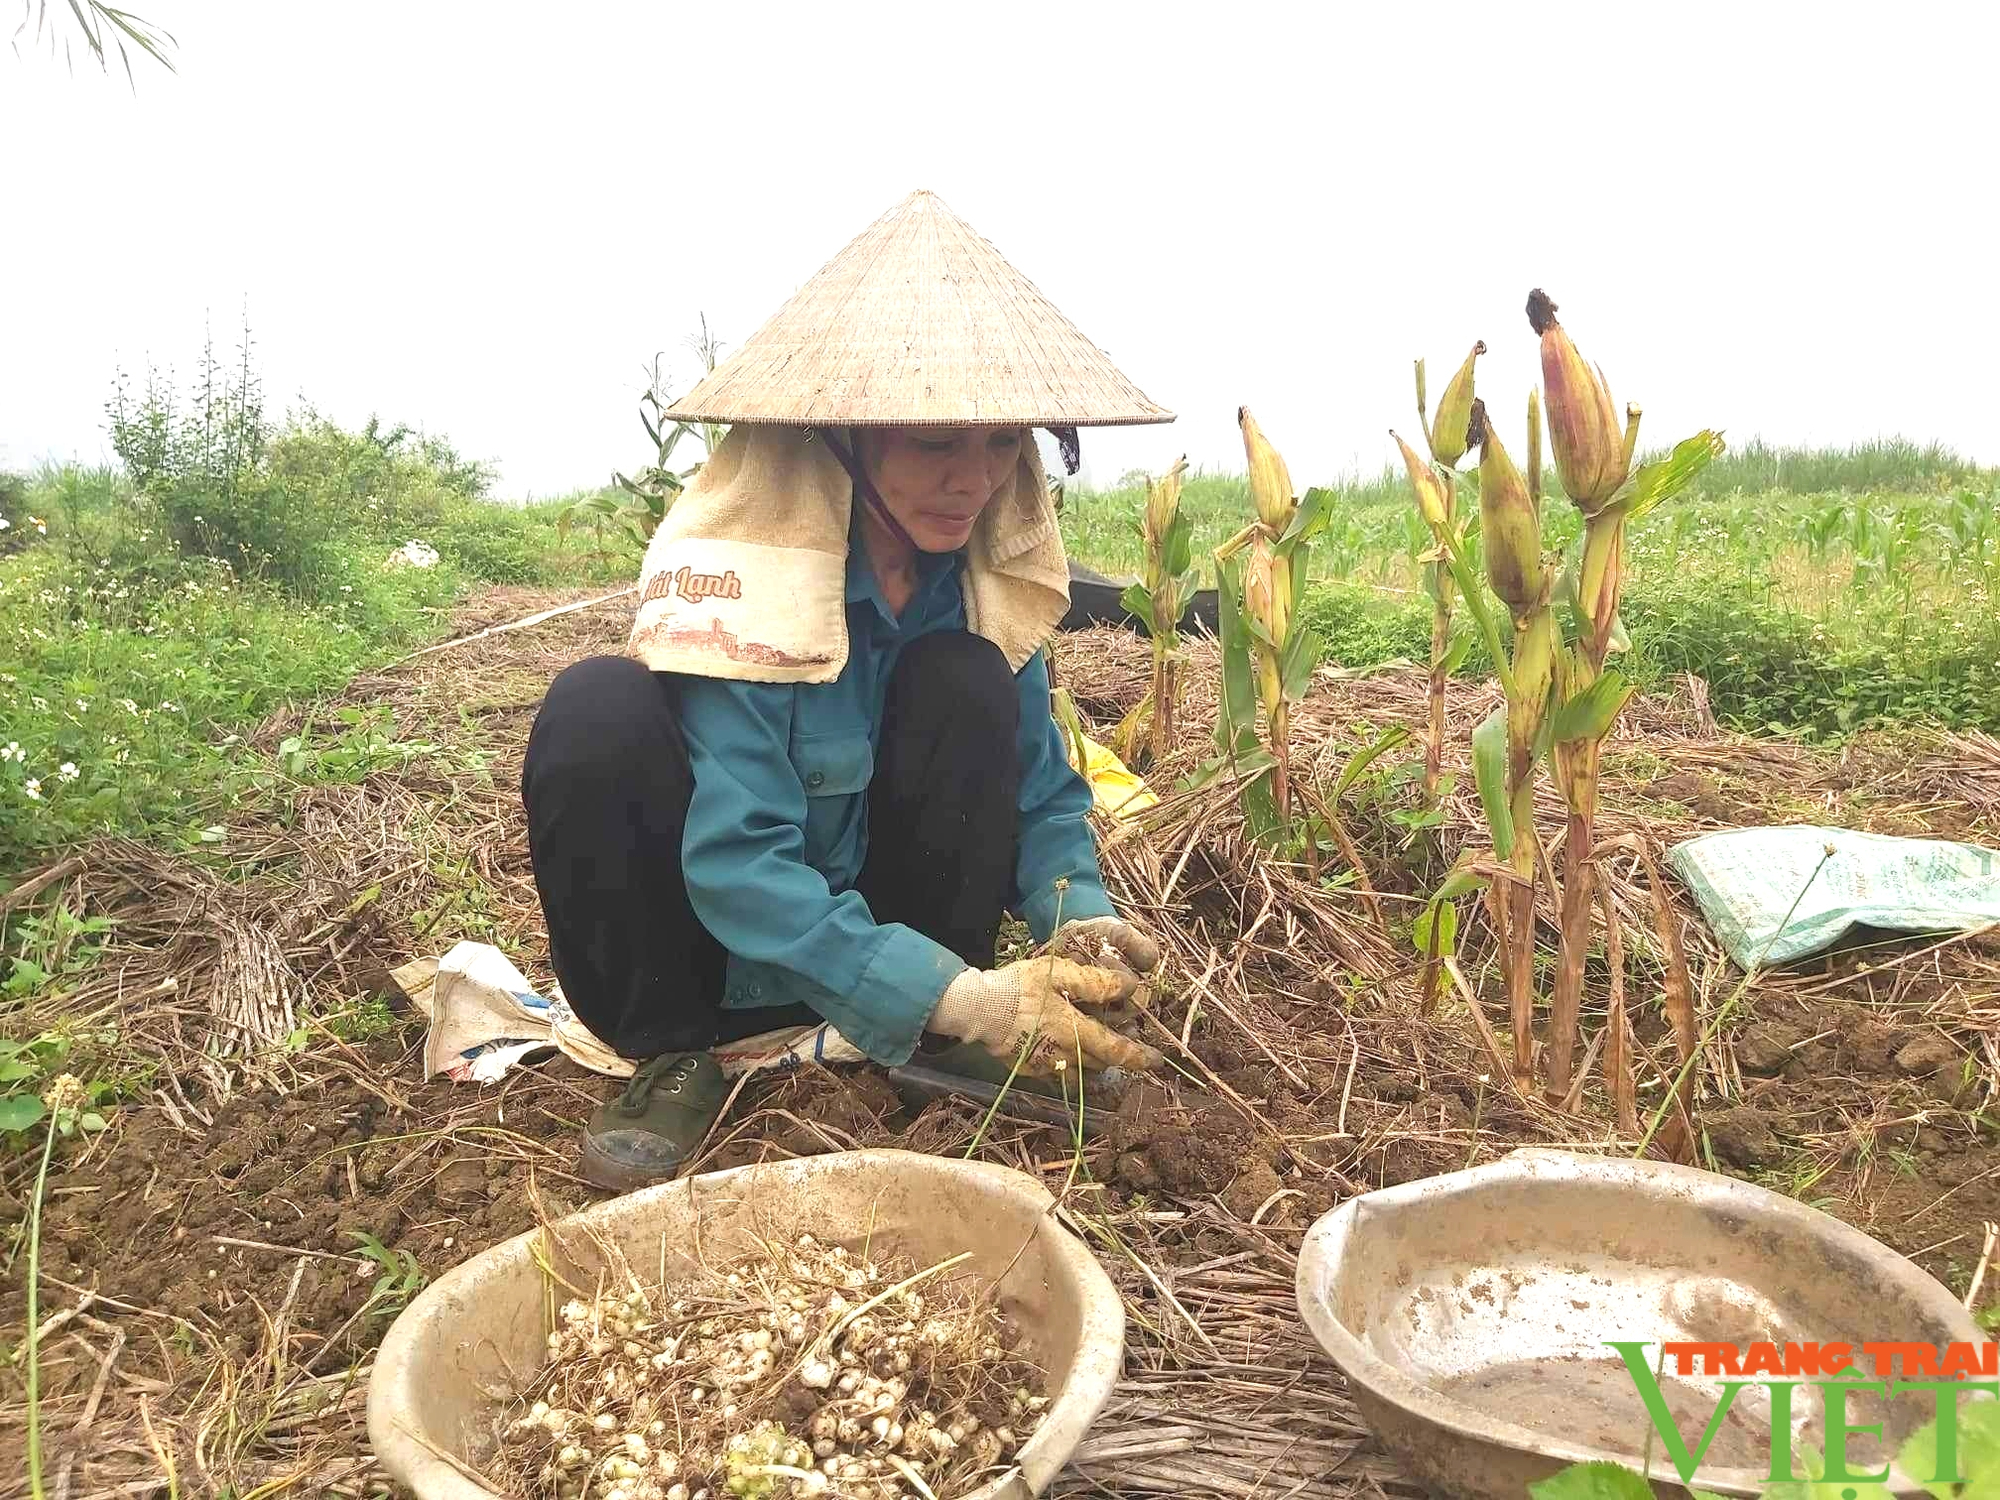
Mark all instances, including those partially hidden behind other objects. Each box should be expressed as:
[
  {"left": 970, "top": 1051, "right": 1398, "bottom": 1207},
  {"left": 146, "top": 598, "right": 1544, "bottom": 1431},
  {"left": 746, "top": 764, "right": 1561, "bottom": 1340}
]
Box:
[
  {"left": 0, "top": 455, "right": 630, "bottom": 870},
  {"left": 1059, "top": 443, "right": 2000, "bottom": 738}
]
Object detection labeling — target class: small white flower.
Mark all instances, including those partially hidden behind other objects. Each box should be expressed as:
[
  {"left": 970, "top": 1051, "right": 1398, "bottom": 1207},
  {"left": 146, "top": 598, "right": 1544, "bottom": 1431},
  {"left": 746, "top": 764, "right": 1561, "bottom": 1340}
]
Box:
[
  {"left": 0, "top": 516, "right": 10, "bottom": 531},
  {"left": 1, "top": 742, "right": 21, "bottom": 762},
  {"left": 28, "top": 516, "right": 46, "bottom": 535},
  {"left": 114, "top": 748, "right": 129, "bottom": 765},
  {"left": 340, "top": 584, "right": 353, "bottom": 593},
  {"left": 57, "top": 762, "right": 78, "bottom": 783},
  {"left": 160, "top": 701, "right": 178, "bottom": 713},
  {"left": 193, "top": 514, "right": 204, "bottom": 523},
  {"left": 74, "top": 698, "right": 88, "bottom": 712},
  {"left": 120, "top": 699, "right": 138, "bottom": 715},
  {"left": 23, "top": 779, "right": 41, "bottom": 800},
  {"left": 32, "top": 696, "right": 48, "bottom": 712}
]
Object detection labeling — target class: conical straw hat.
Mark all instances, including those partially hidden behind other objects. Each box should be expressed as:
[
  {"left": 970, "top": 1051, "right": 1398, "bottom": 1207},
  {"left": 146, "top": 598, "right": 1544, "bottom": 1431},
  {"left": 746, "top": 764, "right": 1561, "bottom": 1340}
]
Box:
[{"left": 661, "top": 189, "right": 1173, "bottom": 429}]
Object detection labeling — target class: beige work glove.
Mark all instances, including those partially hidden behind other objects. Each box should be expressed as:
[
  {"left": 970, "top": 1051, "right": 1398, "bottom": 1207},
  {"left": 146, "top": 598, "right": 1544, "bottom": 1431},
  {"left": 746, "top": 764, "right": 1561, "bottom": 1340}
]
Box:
[
  {"left": 928, "top": 956, "right": 1165, "bottom": 1076},
  {"left": 1052, "top": 915, "right": 1162, "bottom": 982}
]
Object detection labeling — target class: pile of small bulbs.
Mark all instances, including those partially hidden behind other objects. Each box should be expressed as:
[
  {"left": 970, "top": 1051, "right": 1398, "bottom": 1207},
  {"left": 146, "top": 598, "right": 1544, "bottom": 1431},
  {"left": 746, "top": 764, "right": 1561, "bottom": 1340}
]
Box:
[{"left": 494, "top": 1234, "right": 1047, "bottom": 1500}]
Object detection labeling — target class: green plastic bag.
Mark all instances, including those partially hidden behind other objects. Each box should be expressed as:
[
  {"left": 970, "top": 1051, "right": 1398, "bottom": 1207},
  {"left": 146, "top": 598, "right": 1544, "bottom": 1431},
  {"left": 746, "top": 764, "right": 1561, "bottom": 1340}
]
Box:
[{"left": 1666, "top": 824, "right": 2000, "bottom": 971}]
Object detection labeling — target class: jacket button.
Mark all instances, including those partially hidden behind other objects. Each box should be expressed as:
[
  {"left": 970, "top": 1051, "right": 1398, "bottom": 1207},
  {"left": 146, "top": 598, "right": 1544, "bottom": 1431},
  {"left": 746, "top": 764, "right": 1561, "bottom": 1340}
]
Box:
[
  {"left": 749, "top": 983, "right": 763, "bottom": 999},
  {"left": 806, "top": 770, "right": 825, "bottom": 789}
]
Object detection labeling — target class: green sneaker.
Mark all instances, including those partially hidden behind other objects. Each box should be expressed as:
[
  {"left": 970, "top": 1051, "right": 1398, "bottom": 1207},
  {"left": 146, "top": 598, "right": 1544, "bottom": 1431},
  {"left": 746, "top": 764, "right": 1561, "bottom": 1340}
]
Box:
[{"left": 578, "top": 1052, "right": 726, "bottom": 1192}]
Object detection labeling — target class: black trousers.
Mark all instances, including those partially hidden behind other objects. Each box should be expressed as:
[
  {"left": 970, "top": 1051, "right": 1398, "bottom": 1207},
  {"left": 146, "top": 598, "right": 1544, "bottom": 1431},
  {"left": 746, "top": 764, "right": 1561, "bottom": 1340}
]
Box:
[{"left": 520, "top": 633, "right": 1021, "bottom": 1061}]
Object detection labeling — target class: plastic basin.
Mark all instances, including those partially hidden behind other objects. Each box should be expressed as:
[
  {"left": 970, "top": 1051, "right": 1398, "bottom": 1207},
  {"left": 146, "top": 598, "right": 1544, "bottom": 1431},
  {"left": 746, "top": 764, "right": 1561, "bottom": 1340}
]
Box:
[
  {"left": 1295, "top": 1147, "right": 1987, "bottom": 1500},
  {"left": 368, "top": 1148, "right": 1124, "bottom": 1499}
]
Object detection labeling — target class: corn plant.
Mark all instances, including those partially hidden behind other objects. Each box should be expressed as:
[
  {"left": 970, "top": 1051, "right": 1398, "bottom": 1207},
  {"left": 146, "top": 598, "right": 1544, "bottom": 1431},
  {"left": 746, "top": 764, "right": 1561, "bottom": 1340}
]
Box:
[
  {"left": 1409, "top": 343, "right": 1485, "bottom": 809},
  {"left": 561, "top": 328, "right": 726, "bottom": 552},
  {"left": 1193, "top": 409, "right": 1332, "bottom": 849},
  {"left": 1397, "top": 395, "right": 1553, "bottom": 1066},
  {"left": 1526, "top": 290, "right": 1723, "bottom": 1094},
  {"left": 1469, "top": 397, "right": 1558, "bottom": 1082},
  {"left": 1405, "top": 294, "right": 1721, "bottom": 1096},
  {"left": 1114, "top": 456, "right": 1194, "bottom": 764}
]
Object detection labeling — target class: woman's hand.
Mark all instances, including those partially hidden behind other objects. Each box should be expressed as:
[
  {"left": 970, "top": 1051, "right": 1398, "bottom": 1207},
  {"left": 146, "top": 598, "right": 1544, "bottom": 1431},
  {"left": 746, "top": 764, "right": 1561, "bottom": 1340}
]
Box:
[
  {"left": 927, "top": 956, "right": 1164, "bottom": 1075},
  {"left": 1053, "top": 915, "right": 1161, "bottom": 982}
]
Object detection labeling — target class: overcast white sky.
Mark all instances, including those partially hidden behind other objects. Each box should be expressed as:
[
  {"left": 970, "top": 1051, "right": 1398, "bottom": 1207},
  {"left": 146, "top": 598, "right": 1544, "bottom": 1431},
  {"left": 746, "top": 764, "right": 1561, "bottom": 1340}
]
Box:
[{"left": 5, "top": 1, "right": 1995, "bottom": 498}]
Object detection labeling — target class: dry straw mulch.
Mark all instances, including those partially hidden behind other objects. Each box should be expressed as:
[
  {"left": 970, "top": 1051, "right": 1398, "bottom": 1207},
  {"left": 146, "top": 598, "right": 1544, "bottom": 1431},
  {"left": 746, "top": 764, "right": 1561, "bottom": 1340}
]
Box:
[{"left": 5, "top": 589, "right": 2000, "bottom": 1500}]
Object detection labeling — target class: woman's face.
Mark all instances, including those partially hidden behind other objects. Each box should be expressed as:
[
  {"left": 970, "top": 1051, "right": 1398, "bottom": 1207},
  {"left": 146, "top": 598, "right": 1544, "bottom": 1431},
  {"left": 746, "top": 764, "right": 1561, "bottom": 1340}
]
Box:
[{"left": 859, "top": 427, "right": 1024, "bottom": 554}]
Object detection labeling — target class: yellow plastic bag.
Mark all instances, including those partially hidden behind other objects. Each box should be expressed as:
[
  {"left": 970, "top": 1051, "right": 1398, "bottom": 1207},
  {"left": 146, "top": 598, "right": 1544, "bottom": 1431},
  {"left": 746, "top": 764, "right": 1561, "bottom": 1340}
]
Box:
[{"left": 1051, "top": 687, "right": 1158, "bottom": 820}]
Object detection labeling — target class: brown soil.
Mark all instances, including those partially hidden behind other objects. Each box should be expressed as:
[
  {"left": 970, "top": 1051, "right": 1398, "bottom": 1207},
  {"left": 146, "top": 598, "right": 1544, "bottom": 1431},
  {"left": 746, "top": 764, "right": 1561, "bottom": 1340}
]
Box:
[
  {"left": 0, "top": 1031, "right": 932, "bottom": 1416},
  {"left": 1700, "top": 950, "right": 2000, "bottom": 1284},
  {"left": 9, "top": 590, "right": 2000, "bottom": 1500}
]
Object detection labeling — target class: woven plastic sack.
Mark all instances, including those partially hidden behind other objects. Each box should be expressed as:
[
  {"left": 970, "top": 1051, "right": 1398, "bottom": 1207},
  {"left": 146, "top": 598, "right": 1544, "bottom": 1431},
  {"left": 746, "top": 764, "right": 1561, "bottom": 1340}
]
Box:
[
  {"left": 1665, "top": 824, "right": 2000, "bottom": 971},
  {"left": 392, "top": 941, "right": 863, "bottom": 1083}
]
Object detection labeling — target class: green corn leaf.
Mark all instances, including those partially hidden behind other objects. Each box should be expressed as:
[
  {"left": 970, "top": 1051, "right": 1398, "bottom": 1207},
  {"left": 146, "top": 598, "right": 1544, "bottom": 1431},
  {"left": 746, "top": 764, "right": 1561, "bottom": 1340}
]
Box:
[
  {"left": 1165, "top": 512, "right": 1194, "bottom": 579},
  {"left": 1241, "top": 772, "right": 1282, "bottom": 844},
  {"left": 1439, "top": 628, "right": 1474, "bottom": 676},
  {"left": 1420, "top": 556, "right": 1449, "bottom": 608},
  {"left": 1433, "top": 864, "right": 1489, "bottom": 905},
  {"left": 1229, "top": 744, "right": 1279, "bottom": 776},
  {"left": 1552, "top": 551, "right": 1630, "bottom": 657},
  {"left": 1212, "top": 556, "right": 1258, "bottom": 754},
  {"left": 1412, "top": 896, "right": 1458, "bottom": 959},
  {"left": 1281, "top": 486, "right": 1336, "bottom": 548},
  {"left": 1120, "top": 582, "right": 1153, "bottom": 622},
  {"left": 1180, "top": 755, "right": 1228, "bottom": 793},
  {"left": 1280, "top": 624, "right": 1324, "bottom": 701},
  {"left": 1614, "top": 430, "right": 1727, "bottom": 524},
  {"left": 1242, "top": 613, "right": 1279, "bottom": 653},
  {"left": 1472, "top": 705, "right": 1514, "bottom": 861},
  {"left": 1182, "top": 736, "right": 1273, "bottom": 791},
  {"left": 1336, "top": 724, "right": 1411, "bottom": 794},
  {"left": 1550, "top": 669, "right": 1639, "bottom": 744}
]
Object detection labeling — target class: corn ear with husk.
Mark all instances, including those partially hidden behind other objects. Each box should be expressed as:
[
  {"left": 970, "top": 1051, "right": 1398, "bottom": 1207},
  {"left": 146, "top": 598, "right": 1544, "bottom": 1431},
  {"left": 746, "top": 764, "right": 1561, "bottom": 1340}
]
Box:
[
  {"left": 1527, "top": 289, "right": 1628, "bottom": 513},
  {"left": 1192, "top": 409, "right": 1332, "bottom": 853},
  {"left": 1527, "top": 288, "right": 1726, "bottom": 1098},
  {"left": 1116, "top": 456, "right": 1194, "bottom": 764},
  {"left": 1425, "top": 341, "right": 1486, "bottom": 468}
]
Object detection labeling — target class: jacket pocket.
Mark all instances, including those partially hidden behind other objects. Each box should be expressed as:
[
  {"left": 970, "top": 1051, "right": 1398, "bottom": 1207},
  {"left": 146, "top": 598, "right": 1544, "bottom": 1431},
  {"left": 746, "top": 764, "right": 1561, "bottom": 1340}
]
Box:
[{"left": 788, "top": 729, "right": 873, "bottom": 870}]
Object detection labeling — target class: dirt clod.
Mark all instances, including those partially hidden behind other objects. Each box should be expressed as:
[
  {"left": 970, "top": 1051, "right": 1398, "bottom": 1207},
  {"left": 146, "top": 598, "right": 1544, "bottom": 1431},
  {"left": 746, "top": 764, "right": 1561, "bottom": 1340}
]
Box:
[
  {"left": 1107, "top": 1097, "right": 1260, "bottom": 1197},
  {"left": 1737, "top": 1024, "right": 1799, "bottom": 1075},
  {"left": 1222, "top": 1158, "right": 1286, "bottom": 1220},
  {"left": 1895, "top": 1034, "right": 1961, "bottom": 1075},
  {"left": 1705, "top": 1107, "right": 1782, "bottom": 1169},
  {"left": 1839, "top": 1018, "right": 1907, "bottom": 1076}
]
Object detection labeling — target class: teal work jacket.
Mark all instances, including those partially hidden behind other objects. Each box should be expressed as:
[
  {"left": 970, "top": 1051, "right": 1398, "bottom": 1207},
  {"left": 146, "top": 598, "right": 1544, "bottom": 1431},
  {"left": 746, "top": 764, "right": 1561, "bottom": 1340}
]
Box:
[{"left": 674, "top": 515, "right": 1114, "bottom": 1065}]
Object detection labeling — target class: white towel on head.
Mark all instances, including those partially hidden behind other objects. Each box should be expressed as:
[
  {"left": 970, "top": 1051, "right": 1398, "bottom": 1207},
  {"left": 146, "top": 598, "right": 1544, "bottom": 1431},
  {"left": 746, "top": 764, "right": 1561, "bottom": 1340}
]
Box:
[{"left": 627, "top": 425, "right": 1072, "bottom": 684}]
